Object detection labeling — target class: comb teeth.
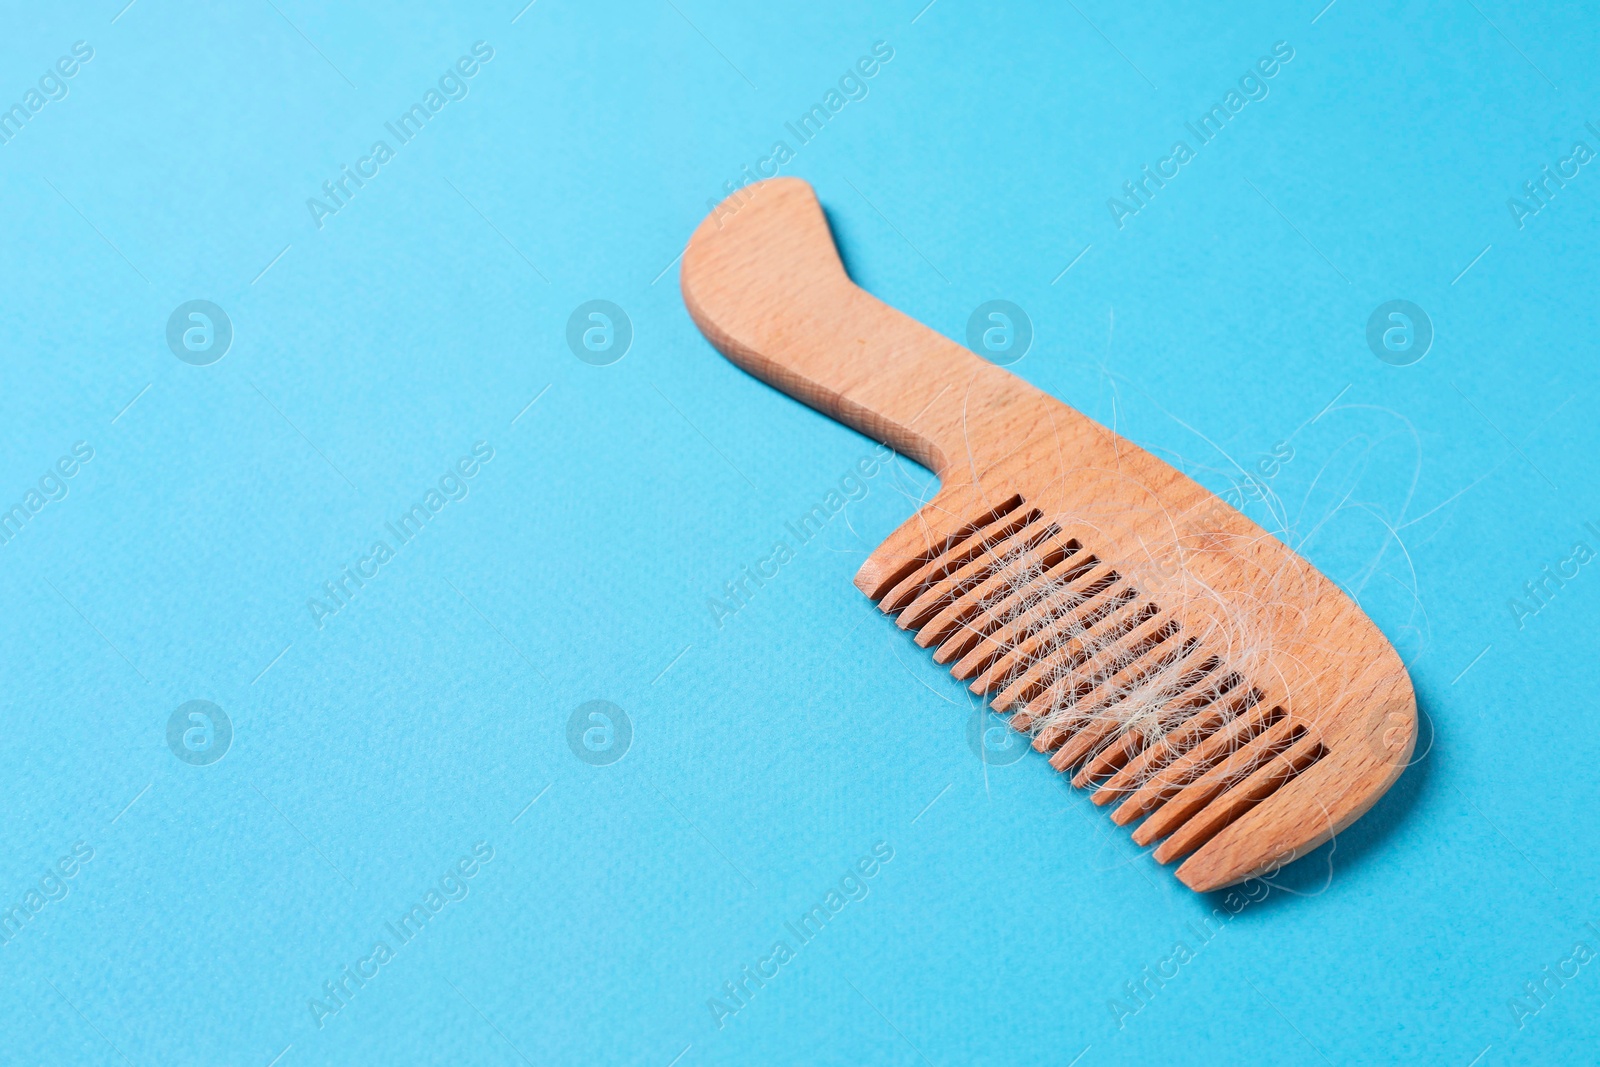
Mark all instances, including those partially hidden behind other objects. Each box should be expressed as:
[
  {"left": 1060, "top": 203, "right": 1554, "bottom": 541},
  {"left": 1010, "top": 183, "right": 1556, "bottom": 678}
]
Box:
[{"left": 871, "top": 494, "right": 1331, "bottom": 877}]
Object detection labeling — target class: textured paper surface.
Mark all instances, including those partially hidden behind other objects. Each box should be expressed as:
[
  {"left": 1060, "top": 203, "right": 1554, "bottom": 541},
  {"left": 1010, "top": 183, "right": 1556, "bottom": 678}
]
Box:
[{"left": 1, "top": 2, "right": 1596, "bottom": 1064}]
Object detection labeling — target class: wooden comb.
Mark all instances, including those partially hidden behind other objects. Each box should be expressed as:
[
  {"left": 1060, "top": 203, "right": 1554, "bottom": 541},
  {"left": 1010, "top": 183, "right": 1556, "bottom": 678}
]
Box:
[{"left": 680, "top": 177, "right": 1415, "bottom": 891}]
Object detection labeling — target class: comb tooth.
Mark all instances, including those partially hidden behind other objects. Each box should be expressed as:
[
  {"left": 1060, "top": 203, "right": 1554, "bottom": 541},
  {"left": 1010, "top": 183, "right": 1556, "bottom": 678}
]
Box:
[
  {"left": 1028, "top": 612, "right": 1179, "bottom": 751},
  {"left": 1122, "top": 702, "right": 1285, "bottom": 842},
  {"left": 1139, "top": 715, "right": 1303, "bottom": 854},
  {"left": 1037, "top": 616, "right": 1183, "bottom": 732},
  {"left": 897, "top": 518, "right": 1058, "bottom": 633},
  {"left": 1096, "top": 687, "right": 1241, "bottom": 808},
  {"left": 859, "top": 493, "right": 1023, "bottom": 602},
  {"left": 988, "top": 593, "right": 1145, "bottom": 718},
  {"left": 1001, "top": 597, "right": 1157, "bottom": 723},
  {"left": 866, "top": 495, "right": 1021, "bottom": 606},
  {"left": 1152, "top": 733, "right": 1327, "bottom": 864},
  {"left": 928, "top": 610, "right": 998, "bottom": 664},
  {"left": 879, "top": 507, "right": 1040, "bottom": 615},
  {"left": 975, "top": 581, "right": 1137, "bottom": 702},
  {"left": 916, "top": 537, "right": 1081, "bottom": 650},
  {"left": 934, "top": 556, "right": 1113, "bottom": 671},
  {"left": 1076, "top": 730, "right": 1145, "bottom": 787},
  {"left": 925, "top": 600, "right": 1005, "bottom": 659},
  {"left": 1074, "top": 648, "right": 1217, "bottom": 788},
  {"left": 1096, "top": 673, "right": 1246, "bottom": 811},
  {"left": 898, "top": 520, "right": 1055, "bottom": 633},
  {"left": 1048, "top": 634, "right": 1198, "bottom": 771},
  {"left": 1050, "top": 720, "right": 1124, "bottom": 773},
  {"left": 896, "top": 544, "right": 1023, "bottom": 634},
  {"left": 1106, "top": 690, "right": 1263, "bottom": 824},
  {"left": 986, "top": 602, "right": 1140, "bottom": 717},
  {"left": 945, "top": 557, "right": 1111, "bottom": 678}
]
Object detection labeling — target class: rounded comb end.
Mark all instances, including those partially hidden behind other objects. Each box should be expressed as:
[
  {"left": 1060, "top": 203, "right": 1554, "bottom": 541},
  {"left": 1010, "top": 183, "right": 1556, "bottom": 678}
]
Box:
[{"left": 1173, "top": 680, "right": 1417, "bottom": 892}]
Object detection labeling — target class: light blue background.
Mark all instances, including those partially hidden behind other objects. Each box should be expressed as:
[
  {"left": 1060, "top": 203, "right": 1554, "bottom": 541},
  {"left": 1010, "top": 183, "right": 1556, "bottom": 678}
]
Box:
[{"left": 2, "top": 1, "right": 1597, "bottom": 1064}]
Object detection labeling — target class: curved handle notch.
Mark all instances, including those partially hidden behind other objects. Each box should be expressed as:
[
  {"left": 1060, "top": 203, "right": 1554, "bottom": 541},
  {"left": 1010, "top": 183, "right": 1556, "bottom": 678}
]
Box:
[{"left": 681, "top": 178, "right": 1036, "bottom": 476}]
